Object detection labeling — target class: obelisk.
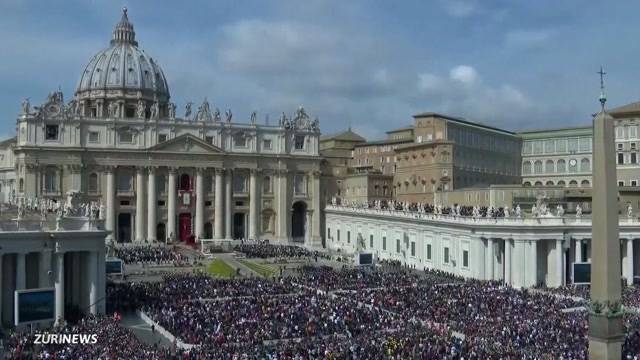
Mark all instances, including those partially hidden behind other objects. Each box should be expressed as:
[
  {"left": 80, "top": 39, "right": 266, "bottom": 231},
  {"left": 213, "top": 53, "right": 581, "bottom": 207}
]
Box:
[{"left": 588, "top": 67, "right": 623, "bottom": 359}]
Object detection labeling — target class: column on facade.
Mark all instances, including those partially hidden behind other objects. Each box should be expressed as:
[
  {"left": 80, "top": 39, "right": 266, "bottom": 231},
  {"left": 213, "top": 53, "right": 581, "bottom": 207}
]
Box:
[
  {"left": 54, "top": 252, "right": 64, "bottom": 324},
  {"left": 87, "top": 251, "right": 98, "bottom": 315},
  {"left": 249, "top": 168, "right": 259, "bottom": 240},
  {"left": 513, "top": 240, "right": 526, "bottom": 288},
  {"left": 135, "top": 168, "right": 146, "bottom": 242},
  {"left": 528, "top": 240, "right": 538, "bottom": 287},
  {"left": 97, "top": 249, "right": 105, "bottom": 315},
  {"left": 276, "top": 169, "right": 288, "bottom": 242},
  {"left": 147, "top": 167, "right": 157, "bottom": 242},
  {"left": 39, "top": 250, "right": 51, "bottom": 288},
  {"left": 504, "top": 239, "right": 512, "bottom": 285},
  {"left": 16, "top": 252, "right": 26, "bottom": 291},
  {"left": 225, "top": 169, "right": 233, "bottom": 239},
  {"left": 167, "top": 168, "right": 177, "bottom": 242},
  {"left": 626, "top": 239, "right": 635, "bottom": 285},
  {"left": 195, "top": 168, "right": 204, "bottom": 239},
  {"left": 555, "top": 239, "right": 564, "bottom": 287},
  {"left": 310, "top": 170, "right": 321, "bottom": 247},
  {"left": 486, "top": 238, "right": 495, "bottom": 280},
  {"left": 105, "top": 167, "right": 116, "bottom": 242},
  {"left": 214, "top": 169, "right": 224, "bottom": 239}
]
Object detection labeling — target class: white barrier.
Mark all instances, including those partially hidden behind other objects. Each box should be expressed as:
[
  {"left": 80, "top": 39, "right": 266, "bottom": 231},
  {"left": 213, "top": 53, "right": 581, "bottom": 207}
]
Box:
[{"left": 137, "top": 310, "right": 195, "bottom": 350}]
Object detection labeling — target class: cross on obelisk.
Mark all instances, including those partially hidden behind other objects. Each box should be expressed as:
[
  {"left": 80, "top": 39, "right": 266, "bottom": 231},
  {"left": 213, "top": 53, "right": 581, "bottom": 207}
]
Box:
[{"left": 588, "top": 66, "right": 624, "bottom": 359}]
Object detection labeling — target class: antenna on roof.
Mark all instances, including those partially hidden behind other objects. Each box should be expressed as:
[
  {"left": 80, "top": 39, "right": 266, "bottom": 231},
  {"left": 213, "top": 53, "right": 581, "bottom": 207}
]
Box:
[{"left": 598, "top": 65, "right": 607, "bottom": 112}]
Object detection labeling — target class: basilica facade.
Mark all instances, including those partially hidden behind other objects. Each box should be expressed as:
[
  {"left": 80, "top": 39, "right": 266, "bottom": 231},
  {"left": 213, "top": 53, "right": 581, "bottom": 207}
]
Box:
[{"left": 11, "top": 9, "right": 323, "bottom": 247}]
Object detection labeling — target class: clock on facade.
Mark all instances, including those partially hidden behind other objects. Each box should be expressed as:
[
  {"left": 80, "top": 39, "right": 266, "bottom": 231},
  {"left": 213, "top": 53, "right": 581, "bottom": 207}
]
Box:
[{"left": 569, "top": 159, "right": 577, "bottom": 167}]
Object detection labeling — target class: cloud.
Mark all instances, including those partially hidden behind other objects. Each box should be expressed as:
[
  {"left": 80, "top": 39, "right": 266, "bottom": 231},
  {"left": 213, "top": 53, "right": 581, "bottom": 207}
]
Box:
[
  {"left": 416, "top": 65, "right": 531, "bottom": 128},
  {"left": 439, "top": 0, "right": 478, "bottom": 18},
  {"left": 505, "top": 29, "right": 554, "bottom": 48},
  {"left": 449, "top": 65, "right": 478, "bottom": 85}
]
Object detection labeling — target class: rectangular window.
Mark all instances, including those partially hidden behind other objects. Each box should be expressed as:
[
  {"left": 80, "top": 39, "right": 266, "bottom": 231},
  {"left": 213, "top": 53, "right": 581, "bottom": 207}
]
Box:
[
  {"left": 158, "top": 134, "right": 167, "bottom": 143},
  {"left": 426, "top": 244, "right": 432, "bottom": 260},
  {"left": 568, "top": 139, "right": 579, "bottom": 152},
  {"left": 119, "top": 131, "right": 133, "bottom": 143},
  {"left": 396, "top": 239, "right": 401, "bottom": 253},
  {"left": 579, "top": 138, "right": 591, "bottom": 152},
  {"left": 382, "top": 236, "right": 387, "bottom": 251},
  {"left": 337, "top": 230, "right": 341, "bottom": 242},
  {"left": 294, "top": 135, "right": 305, "bottom": 150},
  {"left": 88, "top": 131, "right": 99, "bottom": 143},
  {"left": 411, "top": 242, "right": 416, "bottom": 257},
  {"left": 45, "top": 125, "right": 59, "bottom": 141},
  {"left": 463, "top": 250, "right": 469, "bottom": 268},
  {"left": 544, "top": 139, "right": 555, "bottom": 153},
  {"left": 632, "top": 153, "right": 637, "bottom": 164},
  {"left": 347, "top": 231, "right": 351, "bottom": 243},
  {"left": 263, "top": 139, "right": 272, "bottom": 150},
  {"left": 205, "top": 136, "right": 214, "bottom": 144},
  {"left": 619, "top": 180, "right": 625, "bottom": 186},
  {"left": 556, "top": 139, "right": 567, "bottom": 153},
  {"left": 617, "top": 127, "right": 624, "bottom": 139},
  {"left": 631, "top": 126, "right": 638, "bottom": 139},
  {"left": 618, "top": 153, "right": 625, "bottom": 164},
  {"left": 632, "top": 181, "right": 638, "bottom": 187},
  {"left": 444, "top": 247, "right": 450, "bottom": 264},
  {"left": 233, "top": 134, "right": 247, "bottom": 147},
  {"left": 117, "top": 174, "right": 132, "bottom": 192},
  {"left": 618, "top": 143, "right": 624, "bottom": 150},
  {"left": 327, "top": 228, "right": 331, "bottom": 240},
  {"left": 369, "top": 235, "right": 373, "bottom": 248}
]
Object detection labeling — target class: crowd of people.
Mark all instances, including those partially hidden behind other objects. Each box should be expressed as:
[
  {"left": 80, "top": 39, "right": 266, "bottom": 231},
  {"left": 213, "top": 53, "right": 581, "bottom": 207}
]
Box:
[
  {"left": 113, "top": 245, "right": 186, "bottom": 265},
  {"left": 233, "top": 243, "right": 317, "bottom": 259},
  {"left": 6, "top": 264, "right": 640, "bottom": 359},
  {"left": 536, "top": 284, "right": 640, "bottom": 308}
]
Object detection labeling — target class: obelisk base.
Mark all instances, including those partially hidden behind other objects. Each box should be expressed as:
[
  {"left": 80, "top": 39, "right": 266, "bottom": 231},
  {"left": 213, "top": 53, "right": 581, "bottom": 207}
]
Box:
[{"left": 588, "top": 314, "right": 624, "bottom": 360}]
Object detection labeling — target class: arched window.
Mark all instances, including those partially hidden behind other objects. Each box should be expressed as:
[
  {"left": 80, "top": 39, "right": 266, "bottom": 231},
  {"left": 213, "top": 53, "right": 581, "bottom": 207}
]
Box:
[
  {"left": 569, "top": 180, "right": 578, "bottom": 187},
  {"left": 546, "top": 180, "right": 554, "bottom": 186},
  {"left": 523, "top": 181, "right": 531, "bottom": 187},
  {"left": 534, "top": 181, "right": 543, "bottom": 186},
  {"left": 557, "top": 180, "right": 566, "bottom": 186},
  {"left": 263, "top": 176, "right": 272, "bottom": 194},
  {"left": 44, "top": 167, "right": 58, "bottom": 193},
  {"left": 581, "top": 180, "right": 590, "bottom": 187},
  {"left": 522, "top": 161, "right": 532, "bottom": 175},
  {"left": 534, "top": 161, "right": 543, "bottom": 174},
  {"left": 556, "top": 159, "right": 566, "bottom": 173},
  {"left": 545, "top": 160, "right": 554, "bottom": 173},
  {"left": 88, "top": 173, "right": 99, "bottom": 193},
  {"left": 581, "top": 158, "right": 591, "bottom": 172}
]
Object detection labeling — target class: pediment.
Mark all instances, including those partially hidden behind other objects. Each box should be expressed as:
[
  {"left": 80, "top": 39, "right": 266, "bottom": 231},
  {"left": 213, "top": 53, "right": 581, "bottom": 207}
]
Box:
[{"left": 149, "top": 134, "right": 224, "bottom": 154}]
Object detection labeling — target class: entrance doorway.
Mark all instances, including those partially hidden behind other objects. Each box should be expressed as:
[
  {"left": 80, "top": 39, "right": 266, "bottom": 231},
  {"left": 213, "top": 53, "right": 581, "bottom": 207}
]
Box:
[
  {"left": 117, "top": 213, "right": 132, "bottom": 243},
  {"left": 157, "top": 223, "right": 166, "bottom": 242},
  {"left": 179, "top": 213, "right": 192, "bottom": 243},
  {"left": 233, "top": 213, "right": 246, "bottom": 240},
  {"left": 291, "top": 201, "right": 307, "bottom": 243}
]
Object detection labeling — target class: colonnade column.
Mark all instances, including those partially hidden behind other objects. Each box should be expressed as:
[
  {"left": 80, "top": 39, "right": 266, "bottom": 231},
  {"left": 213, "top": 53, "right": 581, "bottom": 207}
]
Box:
[
  {"left": 39, "top": 250, "right": 51, "bottom": 288},
  {"left": 249, "top": 169, "right": 259, "bottom": 240},
  {"left": 167, "top": 168, "right": 177, "bottom": 242},
  {"left": 504, "top": 239, "right": 512, "bottom": 285},
  {"left": 97, "top": 249, "right": 105, "bottom": 315},
  {"left": 195, "top": 168, "right": 204, "bottom": 240},
  {"left": 310, "top": 170, "right": 321, "bottom": 247},
  {"left": 575, "top": 239, "right": 583, "bottom": 263},
  {"left": 626, "top": 239, "right": 635, "bottom": 285},
  {"left": 555, "top": 239, "right": 564, "bottom": 287},
  {"left": 225, "top": 169, "right": 233, "bottom": 239},
  {"left": 16, "top": 252, "right": 26, "bottom": 291},
  {"left": 214, "top": 169, "right": 224, "bottom": 239},
  {"left": 486, "top": 238, "right": 495, "bottom": 280},
  {"left": 147, "top": 167, "right": 157, "bottom": 242},
  {"left": 105, "top": 167, "right": 116, "bottom": 242},
  {"left": 135, "top": 168, "right": 146, "bottom": 242},
  {"left": 87, "top": 251, "right": 98, "bottom": 315},
  {"left": 54, "top": 252, "right": 64, "bottom": 324}
]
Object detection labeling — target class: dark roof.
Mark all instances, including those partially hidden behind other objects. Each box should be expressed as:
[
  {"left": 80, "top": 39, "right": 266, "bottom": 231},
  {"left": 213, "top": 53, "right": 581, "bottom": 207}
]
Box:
[
  {"left": 412, "top": 112, "right": 515, "bottom": 135},
  {"left": 0, "top": 137, "right": 17, "bottom": 147},
  {"left": 385, "top": 126, "right": 414, "bottom": 134},
  {"left": 320, "top": 129, "right": 366, "bottom": 142},
  {"left": 608, "top": 100, "right": 640, "bottom": 116}
]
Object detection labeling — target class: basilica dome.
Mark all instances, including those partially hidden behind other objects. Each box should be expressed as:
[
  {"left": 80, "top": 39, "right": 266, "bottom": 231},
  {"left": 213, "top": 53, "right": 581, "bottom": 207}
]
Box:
[{"left": 75, "top": 8, "right": 170, "bottom": 101}]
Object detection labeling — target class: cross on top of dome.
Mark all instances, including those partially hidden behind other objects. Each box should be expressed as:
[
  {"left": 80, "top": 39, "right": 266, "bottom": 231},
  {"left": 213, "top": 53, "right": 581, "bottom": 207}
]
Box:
[{"left": 111, "top": 7, "right": 137, "bottom": 46}]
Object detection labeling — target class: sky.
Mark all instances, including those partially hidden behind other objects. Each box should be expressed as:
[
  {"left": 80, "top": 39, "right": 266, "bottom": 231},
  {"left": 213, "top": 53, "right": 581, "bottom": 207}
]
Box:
[{"left": 1, "top": 0, "right": 639, "bottom": 140}]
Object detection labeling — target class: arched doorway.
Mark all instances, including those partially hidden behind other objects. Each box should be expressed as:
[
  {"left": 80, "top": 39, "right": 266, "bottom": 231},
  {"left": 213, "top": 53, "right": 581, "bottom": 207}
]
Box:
[
  {"left": 291, "top": 201, "right": 307, "bottom": 243},
  {"left": 117, "top": 213, "right": 132, "bottom": 243},
  {"left": 157, "top": 223, "right": 166, "bottom": 242}
]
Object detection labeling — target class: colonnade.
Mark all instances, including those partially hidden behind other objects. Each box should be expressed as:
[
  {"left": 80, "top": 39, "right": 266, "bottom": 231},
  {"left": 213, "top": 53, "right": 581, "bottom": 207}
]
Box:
[{"left": 0, "top": 249, "right": 104, "bottom": 326}]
